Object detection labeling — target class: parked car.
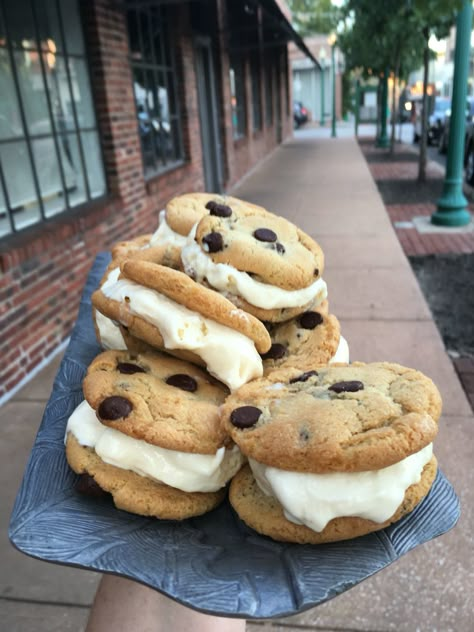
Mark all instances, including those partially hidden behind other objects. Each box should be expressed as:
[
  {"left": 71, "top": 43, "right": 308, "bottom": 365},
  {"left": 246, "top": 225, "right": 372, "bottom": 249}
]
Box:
[
  {"left": 438, "top": 96, "right": 474, "bottom": 154},
  {"left": 413, "top": 96, "right": 450, "bottom": 145},
  {"left": 293, "top": 101, "right": 309, "bottom": 128}
]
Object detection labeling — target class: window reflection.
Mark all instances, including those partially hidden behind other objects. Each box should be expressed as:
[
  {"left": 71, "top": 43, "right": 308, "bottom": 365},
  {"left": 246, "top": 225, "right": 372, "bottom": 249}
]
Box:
[
  {"left": 127, "top": 3, "right": 183, "bottom": 178},
  {"left": 0, "top": 0, "right": 106, "bottom": 239}
]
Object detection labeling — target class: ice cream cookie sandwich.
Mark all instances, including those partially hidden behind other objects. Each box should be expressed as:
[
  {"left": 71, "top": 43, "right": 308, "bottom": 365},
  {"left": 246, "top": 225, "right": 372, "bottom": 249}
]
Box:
[
  {"left": 65, "top": 350, "right": 245, "bottom": 519},
  {"left": 221, "top": 362, "right": 442, "bottom": 543},
  {"left": 181, "top": 208, "right": 327, "bottom": 322},
  {"left": 92, "top": 260, "right": 272, "bottom": 390}
]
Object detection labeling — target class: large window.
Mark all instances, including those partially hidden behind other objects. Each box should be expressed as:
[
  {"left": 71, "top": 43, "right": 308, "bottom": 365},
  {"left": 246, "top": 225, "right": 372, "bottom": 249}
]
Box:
[
  {"left": 265, "top": 60, "right": 273, "bottom": 126},
  {"left": 250, "top": 53, "right": 262, "bottom": 132},
  {"left": 0, "top": 0, "right": 106, "bottom": 239},
  {"left": 230, "top": 57, "right": 246, "bottom": 140},
  {"left": 127, "top": 3, "right": 183, "bottom": 179}
]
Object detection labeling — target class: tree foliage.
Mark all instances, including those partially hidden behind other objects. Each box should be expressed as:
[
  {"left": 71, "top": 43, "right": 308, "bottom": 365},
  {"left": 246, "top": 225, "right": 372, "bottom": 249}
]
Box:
[{"left": 287, "top": 0, "right": 340, "bottom": 36}]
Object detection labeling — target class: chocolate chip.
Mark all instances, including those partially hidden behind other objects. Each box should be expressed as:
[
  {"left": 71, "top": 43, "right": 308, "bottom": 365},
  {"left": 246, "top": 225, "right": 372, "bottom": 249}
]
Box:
[
  {"left": 98, "top": 396, "right": 133, "bottom": 420},
  {"left": 314, "top": 268, "right": 319, "bottom": 276},
  {"left": 230, "top": 406, "right": 262, "bottom": 428},
  {"left": 206, "top": 201, "right": 232, "bottom": 217},
  {"left": 260, "top": 343, "right": 287, "bottom": 361},
  {"left": 166, "top": 373, "right": 198, "bottom": 392},
  {"left": 298, "top": 311, "right": 323, "bottom": 329},
  {"left": 253, "top": 228, "right": 277, "bottom": 243},
  {"left": 289, "top": 370, "right": 319, "bottom": 384},
  {"left": 75, "top": 474, "right": 107, "bottom": 497},
  {"left": 299, "top": 429, "right": 310, "bottom": 442},
  {"left": 275, "top": 242, "right": 285, "bottom": 254},
  {"left": 202, "top": 232, "right": 224, "bottom": 252},
  {"left": 117, "top": 362, "right": 146, "bottom": 375},
  {"left": 328, "top": 380, "right": 364, "bottom": 394}
]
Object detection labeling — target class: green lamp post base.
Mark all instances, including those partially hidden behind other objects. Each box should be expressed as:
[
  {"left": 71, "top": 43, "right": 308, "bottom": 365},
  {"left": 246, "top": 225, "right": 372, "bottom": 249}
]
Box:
[
  {"left": 376, "top": 135, "right": 390, "bottom": 148},
  {"left": 431, "top": 207, "right": 471, "bottom": 227},
  {"left": 432, "top": 178, "right": 472, "bottom": 226}
]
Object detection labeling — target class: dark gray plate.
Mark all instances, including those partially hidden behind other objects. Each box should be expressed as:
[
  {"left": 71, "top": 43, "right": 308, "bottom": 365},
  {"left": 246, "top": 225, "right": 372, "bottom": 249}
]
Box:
[{"left": 9, "top": 253, "right": 460, "bottom": 619}]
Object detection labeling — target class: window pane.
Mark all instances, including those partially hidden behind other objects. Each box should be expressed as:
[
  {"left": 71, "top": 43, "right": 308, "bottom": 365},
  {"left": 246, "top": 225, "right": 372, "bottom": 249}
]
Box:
[
  {"left": 169, "top": 117, "right": 181, "bottom": 162},
  {"left": 158, "top": 74, "right": 169, "bottom": 121},
  {"left": 68, "top": 57, "right": 95, "bottom": 128},
  {"left": 80, "top": 131, "right": 106, "bottom": 199},
  {"left": 0, "top": 177, "right": 13, "bottom": 238},
  {"left": 0, "top": 140, "right": 41, "bottom": 230},
  {"left": 44, "top": 54, "right": 75, "bottom": 131},
  {"left": 14, "top": 49, "right": 52, "bottom": 136},
  {"left": 36, "top": 0, "right": 63, "bottom": 53},
  {"left": 150, "top": 8, "right": 164, "bottom": 66},
  {"left": 127, "top": 10, "right": 141, "bottom": 62},
  {"left": 0, "top": 49, "right": 24, "bottom": 140},
  {"left": 139, "top": 10, "right": 152, "bottom": 64},
  {"left": 3, "top": 0, "right": 36, "bottom": 48},
  {"left": 60, "top": 0, "right": 85, "bottom": 55},
  {"left": 31, "top": 136, "right": 65, "bottom": 217},
  {"left": 58, "top": 133, "right": 87, "bottom": 207},
  {"left": 167, "top": 71, "right": 177, "bottom": 116}
]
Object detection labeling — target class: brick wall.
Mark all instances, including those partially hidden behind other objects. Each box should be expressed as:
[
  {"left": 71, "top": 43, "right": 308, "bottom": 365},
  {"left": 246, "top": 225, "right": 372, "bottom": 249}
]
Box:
[
  {"left": 0, "top": 1, "right": 203, "bottom": 400},
  {"left": 0, "top": 0, "right": 294, "bottom": 402}
]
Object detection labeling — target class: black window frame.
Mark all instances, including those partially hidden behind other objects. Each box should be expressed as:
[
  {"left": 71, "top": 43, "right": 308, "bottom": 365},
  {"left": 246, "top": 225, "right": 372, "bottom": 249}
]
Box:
[
  {"left": 126, "top": 2, "right": 184, "bottom": 180},
  {"left": 0, "top": 0, "right": 106, "bottom": 240},
  {"left": 229, "top": 55, "right": 247, "bottom": 140}
]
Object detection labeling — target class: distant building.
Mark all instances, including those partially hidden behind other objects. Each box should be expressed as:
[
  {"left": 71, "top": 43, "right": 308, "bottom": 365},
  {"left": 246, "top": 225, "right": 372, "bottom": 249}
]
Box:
[
  {"left": 0, "top": 0, "right": 315, "bottom": 402},
  {"left": 289, "top": 35, "right": 341, "bottom": 124}
]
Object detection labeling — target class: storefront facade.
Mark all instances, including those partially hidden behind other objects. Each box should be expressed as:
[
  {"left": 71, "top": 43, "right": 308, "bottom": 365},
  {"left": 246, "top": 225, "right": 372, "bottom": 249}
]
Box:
[{"left": 0, "top": 0, "right": 312, "bottom": 401}]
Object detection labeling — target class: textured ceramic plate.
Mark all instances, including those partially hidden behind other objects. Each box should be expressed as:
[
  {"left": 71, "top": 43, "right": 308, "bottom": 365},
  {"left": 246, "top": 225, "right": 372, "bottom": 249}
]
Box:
[{"left": 9, "top": 253, "right": 460, "bottom": 619}]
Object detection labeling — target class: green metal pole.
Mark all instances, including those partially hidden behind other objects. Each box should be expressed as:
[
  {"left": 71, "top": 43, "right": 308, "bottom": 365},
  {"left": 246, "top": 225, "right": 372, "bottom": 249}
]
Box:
[
  {"left": 331, "top": 45, "right": 336, "bottom": 138},
  {"left": 376, "top": 70, "right": 389, "bottom": 148},
  {"left": 432, "top": 0, "right": 472, "bottom": 227},
  {"left": 320, "top": 63, "right": 325, "bottom": 126}
]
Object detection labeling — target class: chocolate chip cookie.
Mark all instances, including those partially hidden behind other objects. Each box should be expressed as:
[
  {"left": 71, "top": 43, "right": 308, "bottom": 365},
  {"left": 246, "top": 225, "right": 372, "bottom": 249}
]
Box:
[
  {"left": 92, "top": 260, "right": 271, "bottom": 390},
  {"left": 221, "top": 362, "right": 441, "bottom": 543}
]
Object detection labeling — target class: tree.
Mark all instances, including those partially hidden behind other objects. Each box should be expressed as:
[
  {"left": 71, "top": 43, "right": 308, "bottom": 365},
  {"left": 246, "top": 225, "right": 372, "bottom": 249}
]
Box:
[
  {"left": 287, "top": 0, "right": 340, "bottom": 36},
  {"left": 411, "top": 0, "right": 462, "bottom": 181},
  {"left": 337, "top": 0, "right": 461, "bottom": 172}
]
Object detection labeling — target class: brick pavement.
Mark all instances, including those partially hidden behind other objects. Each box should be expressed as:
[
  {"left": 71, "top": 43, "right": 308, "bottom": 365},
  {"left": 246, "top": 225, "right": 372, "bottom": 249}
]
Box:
[{"left": 359, "top": 138, "right": 474, "bottom": 411}]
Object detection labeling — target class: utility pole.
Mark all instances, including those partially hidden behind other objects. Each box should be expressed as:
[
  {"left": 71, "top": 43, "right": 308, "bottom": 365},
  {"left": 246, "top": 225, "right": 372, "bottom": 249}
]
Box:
[{"left": 432, "top": 0, "right": 472, "bottom": 226}]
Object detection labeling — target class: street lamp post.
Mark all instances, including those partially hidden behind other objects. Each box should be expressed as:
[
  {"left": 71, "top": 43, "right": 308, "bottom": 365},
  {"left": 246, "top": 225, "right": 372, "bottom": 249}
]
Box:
[
  {"left": 319, "top": 46, "right": 326, "bottom": 127},
  {"left": 432, "top": 0, "right": 472, "bottom": 227},
  {"left": 329, "top": 34, "right": 337, "bottom": 138}
]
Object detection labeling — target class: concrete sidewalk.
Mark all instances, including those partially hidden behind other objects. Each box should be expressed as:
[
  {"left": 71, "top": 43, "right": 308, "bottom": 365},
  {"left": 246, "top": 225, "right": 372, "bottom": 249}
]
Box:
[{"left": 1, "top": 132, "right": 473, "bottom": 631}]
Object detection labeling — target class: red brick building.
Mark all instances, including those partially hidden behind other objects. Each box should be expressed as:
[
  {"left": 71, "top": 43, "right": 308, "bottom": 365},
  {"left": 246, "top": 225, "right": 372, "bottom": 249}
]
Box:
[{"left": 0, "top": 0, "right": 315, "bottom": 402}]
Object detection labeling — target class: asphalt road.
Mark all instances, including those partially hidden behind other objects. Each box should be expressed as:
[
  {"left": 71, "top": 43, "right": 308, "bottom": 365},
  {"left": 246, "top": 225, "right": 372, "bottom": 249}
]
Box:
[{"left": 395, "top": 122, "right": 447, "bottom": 169}]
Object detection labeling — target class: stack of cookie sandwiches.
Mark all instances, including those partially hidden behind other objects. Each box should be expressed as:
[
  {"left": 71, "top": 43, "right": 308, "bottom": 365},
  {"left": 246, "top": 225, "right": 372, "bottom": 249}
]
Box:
[{"left": 66, "top": 192, "right": 442, "bottom": 542}]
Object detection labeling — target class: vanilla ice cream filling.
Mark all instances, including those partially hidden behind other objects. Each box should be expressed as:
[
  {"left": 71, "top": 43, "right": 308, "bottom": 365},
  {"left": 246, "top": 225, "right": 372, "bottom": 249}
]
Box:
[
  {"left": 101, "top": 271, "right": 263, "bottom": 390},
  {"left": 181, "top": 227, "right": 327, "bottom": 310},
  {"left": 66, "top": 400, "right": 244, "bottom": 493},
  {"left": 329, "top": 335, "right": 349, "bottom": 364},
  {"left": 150, "top": 210, "right": 188, "bottom": 248},
  {"left": 94, "top": 309, "right": 127, "bottom": 350},
  {"left": 249, "top": 443, "right": 433, "bottom": 533}
]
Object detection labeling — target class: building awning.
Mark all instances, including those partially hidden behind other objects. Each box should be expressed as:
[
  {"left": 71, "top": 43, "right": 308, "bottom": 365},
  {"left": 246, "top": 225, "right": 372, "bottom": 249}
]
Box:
[
  {"left": 256, "top": 0, "right": 320, "bottom": 68},
  {"left": 121, "top": 0, "right": 319, "bottom": 67}
]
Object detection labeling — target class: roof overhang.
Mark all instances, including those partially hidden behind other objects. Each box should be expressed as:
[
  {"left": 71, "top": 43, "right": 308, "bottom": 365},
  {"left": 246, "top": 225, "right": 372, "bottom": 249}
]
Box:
[
  {"left": 255, "top": 0, "right": 320, "bottom": 67},
  {"left": 121, "top": 0, "right": 319, "bottom": 67}
]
